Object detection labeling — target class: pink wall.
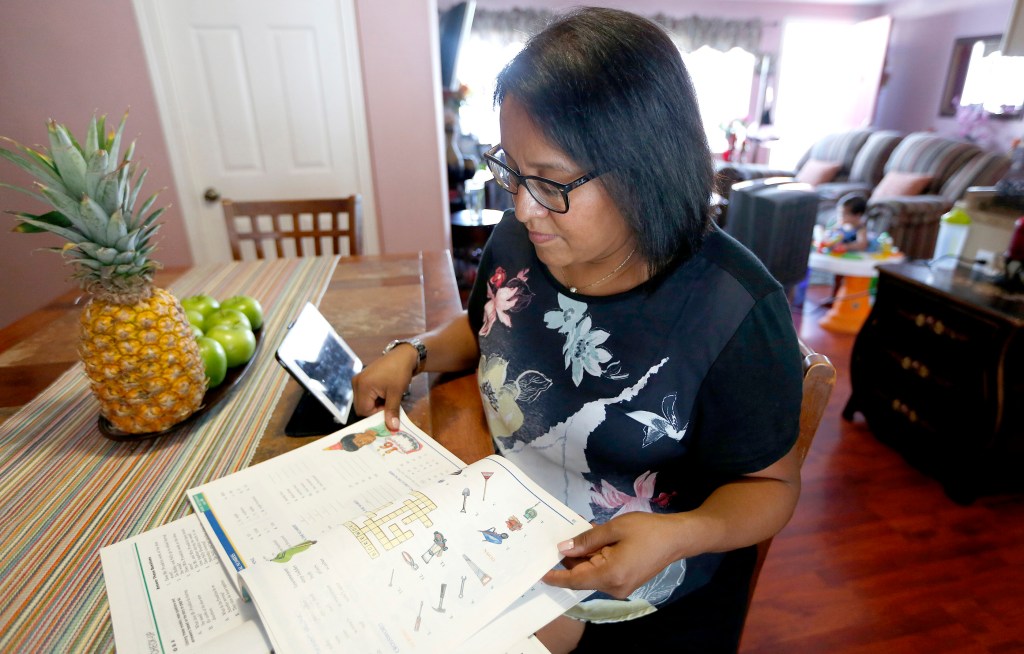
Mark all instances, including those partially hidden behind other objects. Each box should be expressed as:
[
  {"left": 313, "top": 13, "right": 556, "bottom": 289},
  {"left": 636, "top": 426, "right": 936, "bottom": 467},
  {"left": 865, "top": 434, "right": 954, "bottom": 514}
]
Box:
[
  {"left": 876, "top": 0, "right": 1023, "bottom": 152},
  {"left": 0, "top": 0, "right": 191, "bottom": 330},
  {"left": 354, "top": 0, "right": 450, "bottom": 256},
  {"left": 0, "top": 0, "right": 450, "bottom": 331}
]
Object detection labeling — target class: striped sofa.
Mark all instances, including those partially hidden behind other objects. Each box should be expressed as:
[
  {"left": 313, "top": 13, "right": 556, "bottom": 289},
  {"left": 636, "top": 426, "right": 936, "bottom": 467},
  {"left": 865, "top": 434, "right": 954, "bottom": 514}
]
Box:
[
  {"left": 813, "top": 130, "right": 903, "bottom": 204},
  {"left": 715, "top": 128, "right": 904, "bottom": 227},
  {"left": 716, "top": 128, "right": 878, "bottom": 197},
  {"left": 866, "top": 132, "right": 1011, "bottom": 259}
]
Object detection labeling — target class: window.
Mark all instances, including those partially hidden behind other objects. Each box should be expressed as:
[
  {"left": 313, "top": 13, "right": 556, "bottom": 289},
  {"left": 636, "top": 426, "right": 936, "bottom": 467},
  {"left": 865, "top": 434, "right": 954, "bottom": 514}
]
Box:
[
  {"left": 454, "top": 36, "right": 525, "bottom": 146},
  {"left": 455, "top": 38, "right": 756, "bottom": 155},
  {"left": 769, "top": 17, "right": 890, "bottom": 168},
  {"left": 682, "top": 46, "right": 757, "bottom": 155},
  {"left": 940, "top": 35, "right": 1024, "bottom": 119}
]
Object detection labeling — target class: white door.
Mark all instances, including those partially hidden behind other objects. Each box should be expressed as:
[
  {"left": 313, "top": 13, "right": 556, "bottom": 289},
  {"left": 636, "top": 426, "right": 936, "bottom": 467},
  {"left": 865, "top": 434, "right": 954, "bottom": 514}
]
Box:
[
  {"left": 770, "top": 15, "right": 892, "bottom": 168},
  {"left": 133, "top": 0, "right": 377, "bottom": 263},
  {"left": 834, "top": 16, "right": 892, "bottom": 130}
]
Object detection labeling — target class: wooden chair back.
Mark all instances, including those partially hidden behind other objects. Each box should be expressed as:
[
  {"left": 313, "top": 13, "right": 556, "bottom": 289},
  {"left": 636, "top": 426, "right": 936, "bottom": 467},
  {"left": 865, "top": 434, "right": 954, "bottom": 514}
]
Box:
[
  {"left": 221, "top": 196, "right": 362, "bottom": 261},
  {"left": 746, "top": 339, "right": 836, "bottom": 610}
]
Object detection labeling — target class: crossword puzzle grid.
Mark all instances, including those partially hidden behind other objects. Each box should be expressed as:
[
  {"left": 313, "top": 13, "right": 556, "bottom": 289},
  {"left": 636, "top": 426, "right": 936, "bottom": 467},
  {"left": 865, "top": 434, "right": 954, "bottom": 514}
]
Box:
[{"left": 343, "top": 491, "right": 437, "bottom": 558}]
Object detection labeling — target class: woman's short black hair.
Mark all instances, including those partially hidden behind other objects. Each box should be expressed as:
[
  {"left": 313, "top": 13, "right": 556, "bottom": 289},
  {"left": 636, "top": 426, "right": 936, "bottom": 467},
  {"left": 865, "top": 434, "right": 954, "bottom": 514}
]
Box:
[{"left": 494, "top": 7, "right": 714, "bottom": 275}]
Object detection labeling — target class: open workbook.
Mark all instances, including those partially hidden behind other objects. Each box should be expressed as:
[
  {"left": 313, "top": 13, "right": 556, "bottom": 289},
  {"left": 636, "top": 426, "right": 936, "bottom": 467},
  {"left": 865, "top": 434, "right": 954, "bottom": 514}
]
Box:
[{"left": 101, "top": 410, "right": 591, "bottom": 653}]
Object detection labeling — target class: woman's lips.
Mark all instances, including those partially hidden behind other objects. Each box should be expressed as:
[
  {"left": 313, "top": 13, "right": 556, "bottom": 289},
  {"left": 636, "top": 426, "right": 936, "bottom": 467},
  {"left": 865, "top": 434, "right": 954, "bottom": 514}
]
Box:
[{"left": 528, "top": 230, "right": 558, "bottom": 245}]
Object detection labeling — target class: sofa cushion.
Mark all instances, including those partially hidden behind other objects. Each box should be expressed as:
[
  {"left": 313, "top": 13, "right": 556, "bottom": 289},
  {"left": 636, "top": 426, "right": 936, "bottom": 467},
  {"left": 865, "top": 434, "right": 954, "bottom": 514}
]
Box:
[
  {"left": 940, "top": 150, "right": 1011, "bottom": 201},
  {"left": 883, "top": 132, "right": 981, "bottom": 194},
  {"left": 798, "top": 128, "right": 874, "bottom": 176},
  {"left": 847, "top": 131, "right": 904, "bottom": 185},
  {"left": 795, "top": 159, "right": 842, "bottom": 185},
  {"left": 870, "top": 171, "right": 933, "bottom": 200}
]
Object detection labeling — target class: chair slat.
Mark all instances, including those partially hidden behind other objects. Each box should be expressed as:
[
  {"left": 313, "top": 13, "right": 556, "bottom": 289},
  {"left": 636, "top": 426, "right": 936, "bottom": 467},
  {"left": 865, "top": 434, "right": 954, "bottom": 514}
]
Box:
[{"left": 221, "top": 196, "right": 363, "bottom": 261}]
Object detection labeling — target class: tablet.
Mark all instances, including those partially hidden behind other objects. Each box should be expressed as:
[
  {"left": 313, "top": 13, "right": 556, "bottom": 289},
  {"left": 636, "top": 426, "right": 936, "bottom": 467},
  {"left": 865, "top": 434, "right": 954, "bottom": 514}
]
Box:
[{"left": 276, "top": 302, "right": 362, "bottom": 425}]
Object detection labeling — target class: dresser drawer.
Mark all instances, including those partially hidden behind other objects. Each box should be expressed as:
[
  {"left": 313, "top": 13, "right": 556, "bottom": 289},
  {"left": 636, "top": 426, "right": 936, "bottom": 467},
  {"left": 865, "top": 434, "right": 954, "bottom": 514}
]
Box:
[
  {"left": 862, "top": 366, "right": 992, "bottom": 436},
  {"left": 858, "top": 385, "right": 954, "bottom": 477},
  {"left": 847, "top": 264, "right": 1024, "bottom": 502},
  {"left": 872, "top": 287, "right": 1002, "bottom": 354}
]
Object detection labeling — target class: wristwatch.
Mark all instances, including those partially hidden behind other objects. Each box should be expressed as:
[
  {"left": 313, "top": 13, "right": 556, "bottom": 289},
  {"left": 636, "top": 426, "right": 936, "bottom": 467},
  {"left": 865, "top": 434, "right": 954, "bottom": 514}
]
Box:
[{"left": 382, "top": 338, "right": 428, "bottom": 375}]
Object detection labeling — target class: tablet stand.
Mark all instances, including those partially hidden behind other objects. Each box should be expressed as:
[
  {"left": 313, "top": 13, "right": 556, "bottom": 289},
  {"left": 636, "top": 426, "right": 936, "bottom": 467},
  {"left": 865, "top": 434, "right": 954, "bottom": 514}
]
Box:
[{"left": 284, "top": 390, "right": 359, "bottom": 437}]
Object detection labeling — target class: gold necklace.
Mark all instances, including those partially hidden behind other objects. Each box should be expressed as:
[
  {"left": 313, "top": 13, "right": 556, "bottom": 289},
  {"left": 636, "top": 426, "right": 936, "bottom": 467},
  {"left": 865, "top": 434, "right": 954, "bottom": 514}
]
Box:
[{"left": 563, "top": 246, "right": 638, "bottom": 294}]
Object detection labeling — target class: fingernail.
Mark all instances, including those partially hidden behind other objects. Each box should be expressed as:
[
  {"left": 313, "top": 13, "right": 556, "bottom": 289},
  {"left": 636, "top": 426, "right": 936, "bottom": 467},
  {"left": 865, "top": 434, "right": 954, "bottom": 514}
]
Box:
[
  {"left": 387, "top": 417, "right": 399, "bottom": 432},
  {"left": 557, "top": 539, "right": 574, "bottom": 553}
]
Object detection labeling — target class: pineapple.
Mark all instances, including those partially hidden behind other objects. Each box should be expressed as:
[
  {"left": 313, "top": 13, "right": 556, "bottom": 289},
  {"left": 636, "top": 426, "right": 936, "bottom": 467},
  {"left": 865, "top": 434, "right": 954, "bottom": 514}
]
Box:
[{"left": 1, "top": 113, "right": 206, "bottom": 434}]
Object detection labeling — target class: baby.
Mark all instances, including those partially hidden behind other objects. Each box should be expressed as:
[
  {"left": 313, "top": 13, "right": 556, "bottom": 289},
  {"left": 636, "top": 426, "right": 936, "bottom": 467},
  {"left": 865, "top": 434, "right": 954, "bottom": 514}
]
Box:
[{"left": 833, "top": 193, "right": 869, "bottom": 252}]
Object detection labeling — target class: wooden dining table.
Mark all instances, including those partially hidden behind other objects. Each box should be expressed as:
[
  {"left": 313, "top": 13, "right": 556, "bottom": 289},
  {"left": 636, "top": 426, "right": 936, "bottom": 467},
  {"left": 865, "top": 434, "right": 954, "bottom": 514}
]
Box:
[{"left": 0, "top": 250, "right": 491, "bottom": 651}]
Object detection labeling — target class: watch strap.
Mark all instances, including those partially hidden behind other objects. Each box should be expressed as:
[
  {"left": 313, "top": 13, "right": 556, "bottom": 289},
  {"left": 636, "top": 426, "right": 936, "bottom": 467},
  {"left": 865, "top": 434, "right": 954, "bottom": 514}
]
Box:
[{"left": 383, "top": 338, "right": 427, "bottom": 374}]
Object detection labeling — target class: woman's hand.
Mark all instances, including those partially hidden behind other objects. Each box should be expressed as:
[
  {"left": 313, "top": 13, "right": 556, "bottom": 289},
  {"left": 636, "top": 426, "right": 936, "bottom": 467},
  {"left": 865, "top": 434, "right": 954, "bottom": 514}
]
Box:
[
  {"left": 351, "top": 312, "right": 480, "bottom": 432},
  {"left": 351, "top": 345, "right": 419, "bottom": 431},
  {"left": 541, "top": 512, "right": 691, "bottom": 599},
  {"left": 541, "top": 449, "right": 802, "bottom": 599}
]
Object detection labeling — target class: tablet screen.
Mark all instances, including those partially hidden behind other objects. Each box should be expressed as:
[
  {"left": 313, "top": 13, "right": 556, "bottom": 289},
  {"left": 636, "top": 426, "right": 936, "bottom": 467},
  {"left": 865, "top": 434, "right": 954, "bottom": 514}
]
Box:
[{"left": 276, "top": 302, "right": 363, "bottom": 424}]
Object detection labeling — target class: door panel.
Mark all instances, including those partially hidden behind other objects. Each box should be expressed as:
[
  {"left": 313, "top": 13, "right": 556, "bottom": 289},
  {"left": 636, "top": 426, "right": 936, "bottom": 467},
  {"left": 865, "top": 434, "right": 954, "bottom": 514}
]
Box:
[{"left": 133, "top": 0, "right": 377, "bottom": 262}]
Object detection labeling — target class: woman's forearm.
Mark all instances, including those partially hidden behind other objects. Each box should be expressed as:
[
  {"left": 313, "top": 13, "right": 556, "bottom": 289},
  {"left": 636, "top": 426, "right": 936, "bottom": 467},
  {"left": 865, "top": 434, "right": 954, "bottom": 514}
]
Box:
[
  {"left": 417, "top": 311, "right": 479, "bottom": 374},
  {"left": 674, "top": 446, "right": 802, "bottom": 558}
]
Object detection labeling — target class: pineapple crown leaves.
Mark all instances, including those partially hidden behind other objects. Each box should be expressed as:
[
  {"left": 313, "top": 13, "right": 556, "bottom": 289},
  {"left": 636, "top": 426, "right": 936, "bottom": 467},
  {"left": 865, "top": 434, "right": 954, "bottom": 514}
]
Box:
[{"left": 0, "top": 111, "right": 167, "bottom": 290}]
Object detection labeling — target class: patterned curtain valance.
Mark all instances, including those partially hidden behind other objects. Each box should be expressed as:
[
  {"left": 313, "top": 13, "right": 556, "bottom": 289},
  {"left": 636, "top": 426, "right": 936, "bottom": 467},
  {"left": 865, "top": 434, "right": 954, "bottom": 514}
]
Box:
[
  {"left": 470, "top": 8, "right": 554, "bottom": 46},
  {"left": 470, "top": 8, "right": 763, "bottom": 54},
  {"left": 651, "top": 14, "right": 763, "bottom": 55}
]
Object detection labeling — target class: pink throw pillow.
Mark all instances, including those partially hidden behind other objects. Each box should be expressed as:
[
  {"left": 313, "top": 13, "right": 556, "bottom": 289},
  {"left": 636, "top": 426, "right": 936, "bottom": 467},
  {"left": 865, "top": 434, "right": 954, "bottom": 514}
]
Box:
[
  {"left": 795, "top": 159, "right": 842, "bottom": 185},
  {"left": 870, "top": 171, "right": 933, "bottom": 201}
]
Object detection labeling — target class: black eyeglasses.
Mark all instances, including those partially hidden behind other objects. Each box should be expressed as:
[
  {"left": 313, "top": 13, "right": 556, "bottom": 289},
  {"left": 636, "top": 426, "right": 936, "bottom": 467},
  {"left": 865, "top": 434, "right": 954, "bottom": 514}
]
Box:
[{"left": 483, "top": 144, "right": 599, "bottom": 214}]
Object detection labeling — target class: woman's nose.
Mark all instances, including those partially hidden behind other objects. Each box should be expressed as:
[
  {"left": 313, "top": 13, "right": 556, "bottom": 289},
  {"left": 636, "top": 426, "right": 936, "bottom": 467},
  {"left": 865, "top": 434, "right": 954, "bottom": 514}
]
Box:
[{"left": 513, "top": 187, "right": 548, "bottom": 222}]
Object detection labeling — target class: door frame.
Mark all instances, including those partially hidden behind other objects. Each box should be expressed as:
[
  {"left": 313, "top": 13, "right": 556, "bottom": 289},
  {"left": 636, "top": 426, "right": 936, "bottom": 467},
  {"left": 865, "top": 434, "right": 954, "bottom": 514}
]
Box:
[{"left": 131, "top": 0, "right": 378, "bottom": 263}]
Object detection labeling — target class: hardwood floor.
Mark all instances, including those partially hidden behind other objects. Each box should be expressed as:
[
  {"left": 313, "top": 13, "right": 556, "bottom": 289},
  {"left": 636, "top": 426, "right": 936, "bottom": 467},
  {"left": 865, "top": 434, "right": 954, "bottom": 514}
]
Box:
[{"left": 740, "top": 284, "right": 1024, "bottom": 653}]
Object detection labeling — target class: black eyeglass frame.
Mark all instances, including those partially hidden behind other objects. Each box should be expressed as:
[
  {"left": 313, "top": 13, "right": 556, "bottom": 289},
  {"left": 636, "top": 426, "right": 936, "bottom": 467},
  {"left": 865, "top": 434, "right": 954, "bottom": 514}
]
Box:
[{"left": 483, "top": 144, "right": 599, "bottom": 214}]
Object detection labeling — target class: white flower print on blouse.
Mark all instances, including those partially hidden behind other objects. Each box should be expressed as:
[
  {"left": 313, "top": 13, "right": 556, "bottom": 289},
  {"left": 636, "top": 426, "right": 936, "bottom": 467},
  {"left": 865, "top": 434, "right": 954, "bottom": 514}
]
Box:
[
  {"left": 628, "top": 560, "right": 687, "bottom": 606},
  {"left": 544, "top": 294, "right": 622, "bottom": 386},
  {"left": 543, "top": 293, "right": 587, "bottom": 337},
  {"left": 627, "top": 393, "right": 688, "bottom": 447}
]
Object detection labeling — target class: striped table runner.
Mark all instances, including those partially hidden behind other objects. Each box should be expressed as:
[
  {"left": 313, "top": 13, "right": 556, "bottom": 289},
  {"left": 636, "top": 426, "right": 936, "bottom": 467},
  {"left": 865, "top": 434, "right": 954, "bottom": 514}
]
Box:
[{"left": 0, "top": 256, "right": 338, "bottom": 652}]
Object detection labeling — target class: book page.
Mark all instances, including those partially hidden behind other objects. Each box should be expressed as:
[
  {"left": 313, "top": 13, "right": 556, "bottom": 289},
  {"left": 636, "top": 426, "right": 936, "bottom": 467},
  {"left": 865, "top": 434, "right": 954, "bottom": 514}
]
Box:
[
  {"left": 455, "top": 584, "right": 591, "bottom": 654},
  {"left": 238, "top": 454, "right": 587, "bottom": 653},
  {"left": 100, "top": 514, "right": 561, "bottom": 654},
  {"left": 99, "top": 514, "right": 272, "bottom": 654},
  {"left": 186, "top": 410, "right": 464, "bottom": 585}
]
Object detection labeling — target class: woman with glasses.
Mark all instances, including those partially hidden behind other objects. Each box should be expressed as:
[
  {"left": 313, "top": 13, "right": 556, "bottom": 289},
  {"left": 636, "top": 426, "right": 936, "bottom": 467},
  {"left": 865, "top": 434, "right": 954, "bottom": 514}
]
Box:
[{"left": 354, "top": 7, "right": 802, "bottom": 652}]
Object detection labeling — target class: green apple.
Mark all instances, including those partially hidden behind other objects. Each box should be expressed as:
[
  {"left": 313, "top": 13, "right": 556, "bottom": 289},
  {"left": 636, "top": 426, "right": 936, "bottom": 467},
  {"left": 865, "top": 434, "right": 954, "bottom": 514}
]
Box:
[
  {"left": 190, "top": 324, "right": 204, "bottom": 338},
  {"left": 196, "top": 336, "right": 228, "bottom": 388},
  {"left": 220, "top": 295, "right": 264, "bottom": 330},
  {"left": 205, "top": 308, "right": 252, "bottom": 331},
  {"left": 185, "top": 309, "right": 206, "bottom": 331},
  {"left": 181, "top": 294, "right": 220, "bottom": 318},
  {"left": 205, "top": 324, "right": 257, "bottom": 367}
]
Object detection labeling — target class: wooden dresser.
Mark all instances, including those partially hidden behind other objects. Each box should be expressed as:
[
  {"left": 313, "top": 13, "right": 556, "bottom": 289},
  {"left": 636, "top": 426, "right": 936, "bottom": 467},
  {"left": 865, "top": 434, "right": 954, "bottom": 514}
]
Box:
[{"left": 843, "top": 262, "right": 1024, "bottom": 502}]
